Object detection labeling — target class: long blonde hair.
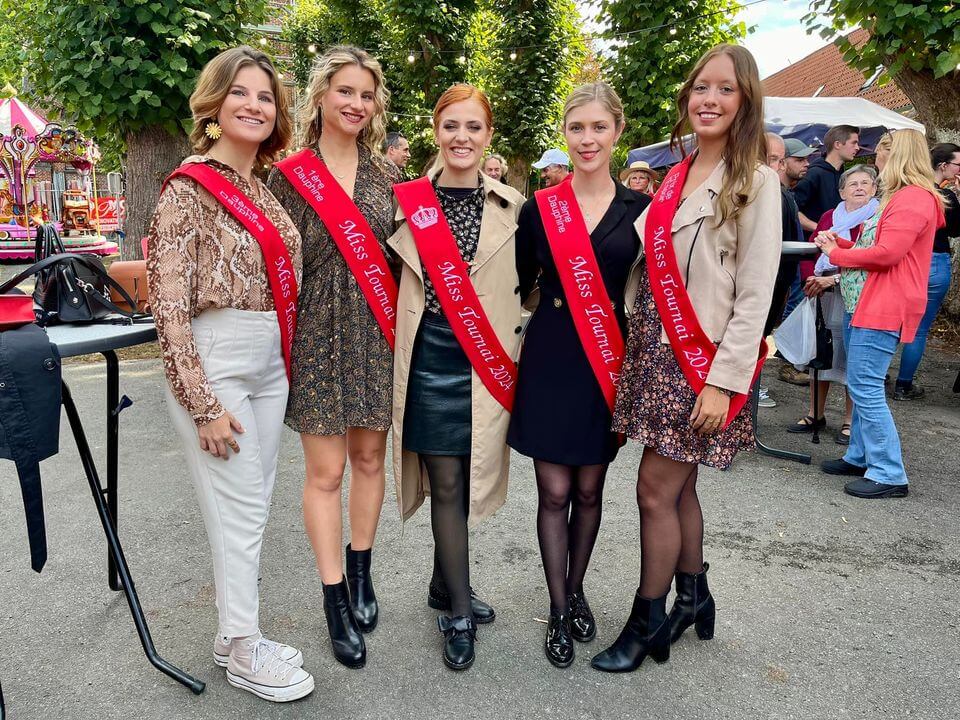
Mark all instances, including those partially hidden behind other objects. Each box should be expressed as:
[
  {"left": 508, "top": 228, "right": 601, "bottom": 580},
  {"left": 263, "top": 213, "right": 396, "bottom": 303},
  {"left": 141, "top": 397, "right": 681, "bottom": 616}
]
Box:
[
  {"left": 299, "top": 45, "right": 389, "bottom": 155},
  {"left": 189, "top": 45, "right": 292, "bottom": 167},
  {"left": 879, "top": 129, "right": 944, "bottom": 211},
  {"left": 671, "top": 44, "right": 766, "bottom": 224},
  {"left": 563, "top": 82, "right": 626, "bottom": 131}
]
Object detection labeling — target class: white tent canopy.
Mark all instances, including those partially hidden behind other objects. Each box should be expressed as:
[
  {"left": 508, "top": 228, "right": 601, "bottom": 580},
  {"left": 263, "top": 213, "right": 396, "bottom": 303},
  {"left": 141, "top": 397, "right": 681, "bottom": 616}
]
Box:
[{"left": 627, "top": 96, "right": 924, "bottom": 169}]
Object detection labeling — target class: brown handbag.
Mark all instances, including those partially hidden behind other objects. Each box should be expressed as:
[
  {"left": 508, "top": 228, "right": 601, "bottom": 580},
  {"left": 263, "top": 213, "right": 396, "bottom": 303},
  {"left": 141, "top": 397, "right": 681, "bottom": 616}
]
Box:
[{"left": 107, "top": 260, "right": 149, "bottom": 314}]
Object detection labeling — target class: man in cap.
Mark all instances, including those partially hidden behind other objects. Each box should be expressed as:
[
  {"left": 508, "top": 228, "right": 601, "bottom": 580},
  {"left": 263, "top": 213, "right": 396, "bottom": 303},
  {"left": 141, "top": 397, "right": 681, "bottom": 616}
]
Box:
[
  {"left": 532, "top": 148, "right": 570, "bottom": 187},
  {"left": 782, "top": 138, "right": 816, "bottom": 190}
]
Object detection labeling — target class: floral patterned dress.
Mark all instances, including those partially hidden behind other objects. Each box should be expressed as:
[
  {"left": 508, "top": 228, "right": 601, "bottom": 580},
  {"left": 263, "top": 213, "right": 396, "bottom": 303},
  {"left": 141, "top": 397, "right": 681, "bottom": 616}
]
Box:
[{"left": 611, "top": 260, "right": 754, "bottom": 470}]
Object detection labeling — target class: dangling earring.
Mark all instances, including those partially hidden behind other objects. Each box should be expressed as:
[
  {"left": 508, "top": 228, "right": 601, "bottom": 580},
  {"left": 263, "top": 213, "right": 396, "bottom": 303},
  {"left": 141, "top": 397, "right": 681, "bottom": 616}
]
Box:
[{"left": 204, "top": 120, "right": 222, "bottom": 141}]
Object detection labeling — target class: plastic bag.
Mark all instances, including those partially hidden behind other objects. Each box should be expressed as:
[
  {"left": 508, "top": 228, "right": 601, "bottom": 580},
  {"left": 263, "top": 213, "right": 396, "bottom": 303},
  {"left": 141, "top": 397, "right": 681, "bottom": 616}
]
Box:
[{"left": 774, "top": 297, "right": 816, "bottom": 366}]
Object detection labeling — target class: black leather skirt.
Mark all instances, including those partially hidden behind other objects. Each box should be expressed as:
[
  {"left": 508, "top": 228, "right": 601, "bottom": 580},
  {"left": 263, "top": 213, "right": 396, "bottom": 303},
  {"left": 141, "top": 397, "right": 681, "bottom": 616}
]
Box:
[{"left": 402, "top": 312, "right": 472, "bottom": 455}]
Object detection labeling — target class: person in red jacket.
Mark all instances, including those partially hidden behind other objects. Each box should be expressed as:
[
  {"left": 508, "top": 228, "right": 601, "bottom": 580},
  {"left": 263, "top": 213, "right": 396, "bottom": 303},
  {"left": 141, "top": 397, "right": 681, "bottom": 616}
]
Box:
[{"left": 814, "top": 129, "right": 945, "bottom": 499}]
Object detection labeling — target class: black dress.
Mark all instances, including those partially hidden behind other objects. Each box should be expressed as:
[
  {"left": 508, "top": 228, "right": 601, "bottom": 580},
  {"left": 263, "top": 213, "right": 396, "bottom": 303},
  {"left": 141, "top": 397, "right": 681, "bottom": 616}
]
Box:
[{"left": 507, "top": 183, "right": 650, "bottom": 466}]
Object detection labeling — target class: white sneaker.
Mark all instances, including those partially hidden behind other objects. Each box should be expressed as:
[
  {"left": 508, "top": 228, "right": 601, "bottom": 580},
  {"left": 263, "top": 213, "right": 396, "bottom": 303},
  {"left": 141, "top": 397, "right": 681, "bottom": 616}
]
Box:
[
  {"left": 226, "top": 636, "right": 315, "bottom": 703},
  {"left": 758, "top": 386, "right": 777, "bottom": 408},
  {"left": 215, "top": 634, "right": 304, "bottom": 668}
]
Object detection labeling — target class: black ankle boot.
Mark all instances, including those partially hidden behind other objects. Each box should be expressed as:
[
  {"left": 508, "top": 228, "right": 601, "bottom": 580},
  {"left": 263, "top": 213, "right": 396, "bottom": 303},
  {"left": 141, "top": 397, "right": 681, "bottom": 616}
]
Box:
[
  {"left": 567, "top": 591, "right": 596, "bottom": 642},
  {"left": 322, "top": 579, "right": 366, "bottom": 668},
  {"left": 590, "top": 591, "right": 670, "bottom": 673},
  {"left": 428, "top": 579, "right": 496, "bottom": 624},
  {"left": 668, "top": 562, "right": 716, "bottom": 643},
  {"left": 437, "top": 615, "right": 477, "bottom": 670},
  {"left": 346, "top": 544, "right": 378, "bottom": 633},
  {"left": 545, "top": 609, "right": 574, "bottom": 668}
]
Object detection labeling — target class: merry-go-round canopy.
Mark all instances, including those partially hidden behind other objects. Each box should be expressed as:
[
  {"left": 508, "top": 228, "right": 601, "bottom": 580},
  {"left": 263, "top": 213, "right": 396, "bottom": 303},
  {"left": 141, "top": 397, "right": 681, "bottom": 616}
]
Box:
[{"left": 0, "top": 96, "right": 50, "bottom": 139}]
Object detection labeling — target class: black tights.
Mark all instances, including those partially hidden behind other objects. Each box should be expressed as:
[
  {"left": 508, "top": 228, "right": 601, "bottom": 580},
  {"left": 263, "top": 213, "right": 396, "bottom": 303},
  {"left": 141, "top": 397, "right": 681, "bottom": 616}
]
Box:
[
  {"left": 534, "top": 460, "right": 608, "bottom": 612},
  {"left": 422, "top": 454, "right": 472, "bottom": 618},
  {"left": 636, "top": 446, "right": 702, "bottom": 599}
]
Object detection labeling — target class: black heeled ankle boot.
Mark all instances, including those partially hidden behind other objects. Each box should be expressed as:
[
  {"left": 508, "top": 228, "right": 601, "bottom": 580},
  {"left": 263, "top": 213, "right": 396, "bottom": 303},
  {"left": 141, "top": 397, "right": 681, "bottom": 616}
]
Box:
[
  {"left": 590, "top": 591, "right": 670, "bottom": 673},
  {"left": 668, "top": 562, "right": 715, "bottom": 643},
  {"left": 346, "top": 544, "right": 378, "bottom": 633},
  {"left": 428, "top": 577, "right": 496, "bottom": 624},
  {"left": 437, "top": 615, "right": 477, "bottom": 671},
  {"left": 545, "top": 609, "right": 574, "bottom": 668},
  {"left": 567, "top": 591, "right": 596, "bottom": 642},
  {"left": 322, "top": 579, "right": 366, "bottom": 668}
]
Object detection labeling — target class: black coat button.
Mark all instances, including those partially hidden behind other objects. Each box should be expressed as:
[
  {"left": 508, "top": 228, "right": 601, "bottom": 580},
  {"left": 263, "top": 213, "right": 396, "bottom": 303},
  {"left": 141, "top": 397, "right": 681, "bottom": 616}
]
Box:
[
  {"left": 43, "top": 358, "right": 57, "bottom": 370},
  {"left": 500, "top": 199, "right": 509, "bottom": 208},
  {"left": 514, "top": 325, "right": 522, "bottom": 334},
  {"left": 514, "top": 285, "right": 520, "bottom": 294}
]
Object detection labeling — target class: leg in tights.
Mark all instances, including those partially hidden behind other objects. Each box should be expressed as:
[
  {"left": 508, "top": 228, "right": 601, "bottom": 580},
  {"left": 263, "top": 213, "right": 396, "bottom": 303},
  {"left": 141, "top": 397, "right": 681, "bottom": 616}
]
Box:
[
  {"left": 566, "top": 464, "right": 608, "bottom": 596},
  {"left": 431, "top": 466, "right": 472, "bottom": 588},
  {"left": 422, "top": 454, "right": 472, "bottom": 618},
  {"left": 636, "top": 447, "right": 699, "bottom": 598},
  {"left": 534, "top": 461, "right": 609, "bottom": 611},
  {"left": 675, "top": 467, "right": 703, "bottom": 574}
]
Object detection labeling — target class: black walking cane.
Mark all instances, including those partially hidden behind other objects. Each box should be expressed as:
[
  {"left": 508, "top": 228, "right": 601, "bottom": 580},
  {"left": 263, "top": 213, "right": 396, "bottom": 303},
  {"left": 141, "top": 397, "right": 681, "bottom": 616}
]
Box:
[{"left": 809, "top": 292, "right": 835, "bottom": 445}]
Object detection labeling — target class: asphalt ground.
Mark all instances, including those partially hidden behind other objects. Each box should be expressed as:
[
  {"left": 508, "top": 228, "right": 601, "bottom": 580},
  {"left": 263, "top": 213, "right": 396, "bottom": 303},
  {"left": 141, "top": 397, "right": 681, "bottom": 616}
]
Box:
[{"left": 1, "top": 325, "right": 958, "bottom": 719}]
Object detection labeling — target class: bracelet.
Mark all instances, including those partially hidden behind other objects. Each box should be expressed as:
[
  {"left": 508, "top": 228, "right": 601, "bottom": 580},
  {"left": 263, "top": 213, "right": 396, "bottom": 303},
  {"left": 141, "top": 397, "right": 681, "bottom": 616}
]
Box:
[{"left": 709, "top": 385, "right": 735, "bottom": 398}]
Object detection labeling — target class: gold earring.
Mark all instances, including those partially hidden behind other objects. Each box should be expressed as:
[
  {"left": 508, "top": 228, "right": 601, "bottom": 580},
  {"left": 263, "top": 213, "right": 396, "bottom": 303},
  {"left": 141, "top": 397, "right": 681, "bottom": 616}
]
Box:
[{"left": 204, "top": 121, "right": 222, "bottom": 140}]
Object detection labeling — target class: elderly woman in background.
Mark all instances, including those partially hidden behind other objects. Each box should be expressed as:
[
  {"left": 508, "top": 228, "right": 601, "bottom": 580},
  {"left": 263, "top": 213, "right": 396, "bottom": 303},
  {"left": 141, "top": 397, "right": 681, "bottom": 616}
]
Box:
[
  {"left": 788, "top": 165, "right": 879, "bottom": 445},
  {"left": 618, "top": 160, "right": 658, "bottom": 195}
]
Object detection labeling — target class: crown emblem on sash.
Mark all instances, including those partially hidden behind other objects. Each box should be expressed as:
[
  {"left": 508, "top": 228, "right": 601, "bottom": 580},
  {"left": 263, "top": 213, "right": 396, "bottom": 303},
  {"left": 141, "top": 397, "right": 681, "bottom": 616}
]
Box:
[{"left": 411, "top": 204, "right": 439, "bottom": 230}]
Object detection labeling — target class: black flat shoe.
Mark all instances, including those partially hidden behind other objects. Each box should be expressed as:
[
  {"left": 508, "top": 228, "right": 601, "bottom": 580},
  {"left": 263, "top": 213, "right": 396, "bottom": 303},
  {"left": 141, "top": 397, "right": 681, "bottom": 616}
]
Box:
[
  {"left": 821, "top": 458, "right": 867, "bottom": 477},
  {"left": 844, "top": 478, "right": 909, "bottom": 499},
  {"left": 591, "top": 591, "right": 670, "bottom": 673},
  {"left": 428, "top": 581, "right": 496, "bottom": 624},
  {"left": 545, "top": 609, "right": 574, "bottom": 668},
  {"left": 346, "top": 544, "right": 378, "bottom": 633},
  {"left": 438, "top": 615, "right": 477, "bottom": 671},
  {"left": 786, "top": 415, "right": 826, "bottom": 434},
  {"left": 893, "top": 384, "right": 925, "bottom": 401},
  {"left": 667, "top": 563, "right": 716, "bottom": 644},
  {"left": 567, "top": 591, "right": 596, "bottom": 643},
  {"left": 322, "top": 579, "right": 366, "bottom": 668}
]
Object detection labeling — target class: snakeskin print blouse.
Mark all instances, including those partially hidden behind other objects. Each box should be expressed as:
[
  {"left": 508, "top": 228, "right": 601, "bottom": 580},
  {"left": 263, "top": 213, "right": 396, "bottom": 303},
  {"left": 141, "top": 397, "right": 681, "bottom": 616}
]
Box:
[{"left": 146, "top": 156, "right": 302, "bottom": 425}]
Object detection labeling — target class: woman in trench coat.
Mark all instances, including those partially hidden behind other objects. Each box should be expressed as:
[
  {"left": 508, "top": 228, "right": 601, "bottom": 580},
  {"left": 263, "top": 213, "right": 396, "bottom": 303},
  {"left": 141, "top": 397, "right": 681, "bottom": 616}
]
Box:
[{"left": 387, "top": 83, "right": 524, "bottom": 671}]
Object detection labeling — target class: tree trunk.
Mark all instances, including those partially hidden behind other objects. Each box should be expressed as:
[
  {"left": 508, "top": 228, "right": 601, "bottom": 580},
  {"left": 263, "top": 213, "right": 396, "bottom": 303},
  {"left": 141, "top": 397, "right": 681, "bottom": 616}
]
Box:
[
  {"left": 507, "top": 156, "right": 532, "bottom": 198},
  {"left": 893, "top": 66, "right": 960, "bottom": 144},
  {"left": 122, "top": 125, "right": 190, "bottom": 260}
]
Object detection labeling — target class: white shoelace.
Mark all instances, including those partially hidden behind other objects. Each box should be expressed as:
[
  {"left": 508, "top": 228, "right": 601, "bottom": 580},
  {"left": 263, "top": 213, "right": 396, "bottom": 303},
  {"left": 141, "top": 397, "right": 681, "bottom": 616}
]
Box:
[{"left": 250, "top": 638, "right": 296, "bottom": 680}]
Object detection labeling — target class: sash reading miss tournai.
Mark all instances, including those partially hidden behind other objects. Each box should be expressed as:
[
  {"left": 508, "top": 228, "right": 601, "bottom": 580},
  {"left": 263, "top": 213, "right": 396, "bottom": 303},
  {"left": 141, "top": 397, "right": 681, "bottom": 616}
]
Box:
[
  {"left": 164, "top": 163, "right": 298, "bottom": 379},
  {"left": 393, "top": 177, "right": 517, "bottom": 412},
  {"left": 535, "top": 177, "right": 624, "bottom": 413},
  {"left": 274, "top": 149, "right": 398, "bottom": 350},
  {"left": 644, "top": 155, "right": 766, "bottom": 428}
]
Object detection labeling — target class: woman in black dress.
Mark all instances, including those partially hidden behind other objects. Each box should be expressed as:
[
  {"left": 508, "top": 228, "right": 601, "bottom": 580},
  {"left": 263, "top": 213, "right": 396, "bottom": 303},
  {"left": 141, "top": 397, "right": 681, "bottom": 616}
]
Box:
[{"left": 508, "top": 82, "right": 650, "bottom": 667}]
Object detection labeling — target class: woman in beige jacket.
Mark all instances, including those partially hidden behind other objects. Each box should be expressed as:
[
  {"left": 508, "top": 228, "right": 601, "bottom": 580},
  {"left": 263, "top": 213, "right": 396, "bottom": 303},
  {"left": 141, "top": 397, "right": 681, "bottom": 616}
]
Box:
[
  {"left": 592, "top": 44, "right": 780, "bottom": 673},
  {"left": 387, "top": 84, "right": 524, "bottom": 671}
]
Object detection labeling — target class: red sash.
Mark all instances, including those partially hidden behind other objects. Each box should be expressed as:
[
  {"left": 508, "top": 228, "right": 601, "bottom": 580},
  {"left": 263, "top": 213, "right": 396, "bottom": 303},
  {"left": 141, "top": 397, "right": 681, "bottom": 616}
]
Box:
[
  {"left": 644, "top": 155, "right": 766, "bottom": 428},
  {"left": 393, "top": 177, "right": 517, "bottom": 412},
  {"left": 274, "top": 149, "right": 398, "bottom": 350},
  {"left": 164, "top": 163, "right": 298, "bottom": 380},
  {"left": 535, "top": 177, "right": 624, "bottom": 412}
]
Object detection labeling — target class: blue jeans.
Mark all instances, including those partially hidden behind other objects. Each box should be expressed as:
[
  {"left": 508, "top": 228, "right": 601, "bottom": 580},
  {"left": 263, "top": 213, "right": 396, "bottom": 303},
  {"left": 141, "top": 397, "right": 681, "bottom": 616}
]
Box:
[
  {"left": 843, "top": 313, "right": 907, "bottom": 486},
  {"left": 781, "top": 269, "right": 804, "bottom": 323},
  {"left": 897, "top": 252, "right": 952, "bottom": 385}
]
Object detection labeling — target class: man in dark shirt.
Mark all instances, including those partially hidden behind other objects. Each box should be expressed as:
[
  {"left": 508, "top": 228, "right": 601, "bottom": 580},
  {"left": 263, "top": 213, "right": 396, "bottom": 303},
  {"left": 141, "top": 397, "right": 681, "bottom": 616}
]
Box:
[
  {"left": 764, "top": 133, "right": 803, "bottom": 336},
  {"left": 794, "top": 124, "right": 859, "bottom": 233}
]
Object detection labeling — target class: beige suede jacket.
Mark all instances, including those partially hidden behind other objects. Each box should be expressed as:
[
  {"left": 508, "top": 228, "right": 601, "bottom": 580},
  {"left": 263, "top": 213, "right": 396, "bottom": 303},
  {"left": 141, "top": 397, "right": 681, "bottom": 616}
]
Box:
[{"left": 624, "top": 160, "right": 782, "bottom": 395}]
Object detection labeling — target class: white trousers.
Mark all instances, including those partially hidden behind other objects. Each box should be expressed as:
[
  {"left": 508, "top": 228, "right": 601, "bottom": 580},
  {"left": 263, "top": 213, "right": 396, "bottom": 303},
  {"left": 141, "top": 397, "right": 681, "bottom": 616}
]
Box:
[{"left": 164, "top": 307, "right": 287, "bottom": 638}]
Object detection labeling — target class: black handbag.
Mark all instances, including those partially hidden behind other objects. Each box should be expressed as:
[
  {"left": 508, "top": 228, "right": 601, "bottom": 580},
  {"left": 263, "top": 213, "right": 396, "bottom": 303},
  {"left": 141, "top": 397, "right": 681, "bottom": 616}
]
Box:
[
  {"left": 808, "top": 295, "right": 834, "bottom": 371},
  {"left": 28, "top": 223, "right": 138, "bottom": 325}
]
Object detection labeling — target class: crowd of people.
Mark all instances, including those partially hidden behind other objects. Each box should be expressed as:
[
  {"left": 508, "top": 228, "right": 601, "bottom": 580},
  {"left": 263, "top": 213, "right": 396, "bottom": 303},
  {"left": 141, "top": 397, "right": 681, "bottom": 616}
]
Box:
[{"left": 143, "top": 37, "right": 951, "bottom": 705}]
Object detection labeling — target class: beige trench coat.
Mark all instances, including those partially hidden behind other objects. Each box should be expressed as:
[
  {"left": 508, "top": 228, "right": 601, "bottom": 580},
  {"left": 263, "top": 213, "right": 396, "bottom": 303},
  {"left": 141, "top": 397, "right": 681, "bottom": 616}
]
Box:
[{"left": 387, "top": 168, "right": 525, "bottom": 525}]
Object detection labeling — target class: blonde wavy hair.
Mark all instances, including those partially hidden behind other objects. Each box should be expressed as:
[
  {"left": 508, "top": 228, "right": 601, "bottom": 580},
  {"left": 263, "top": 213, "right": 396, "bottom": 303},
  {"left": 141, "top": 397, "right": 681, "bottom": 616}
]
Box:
[
  {"left": 563, "top": 82, "right": 626, "bottom": 131},
  {"left": 189, "top": 45, "right": 292, "bottom": 167},
  {"left": 878, "top": 129, "right": 944, "bottom": 211},
  {"left": 299, "top": 45, "right": 389, "bottom": 154},
  {"left": 671, "top": 44, "right": 766, "bottom": 224}
]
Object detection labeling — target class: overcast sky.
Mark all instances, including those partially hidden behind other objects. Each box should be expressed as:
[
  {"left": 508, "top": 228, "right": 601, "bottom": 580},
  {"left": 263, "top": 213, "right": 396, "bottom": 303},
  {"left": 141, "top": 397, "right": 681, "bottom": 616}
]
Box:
[{"left": 738, "top": 0, "right": 837, "bottom": 78}]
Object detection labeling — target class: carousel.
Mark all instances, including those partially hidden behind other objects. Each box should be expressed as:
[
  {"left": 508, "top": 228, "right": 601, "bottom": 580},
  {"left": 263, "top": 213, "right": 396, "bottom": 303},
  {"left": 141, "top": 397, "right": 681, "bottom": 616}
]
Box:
[{"left": 0, "top": 90, "right": 118, "bottom": 260}]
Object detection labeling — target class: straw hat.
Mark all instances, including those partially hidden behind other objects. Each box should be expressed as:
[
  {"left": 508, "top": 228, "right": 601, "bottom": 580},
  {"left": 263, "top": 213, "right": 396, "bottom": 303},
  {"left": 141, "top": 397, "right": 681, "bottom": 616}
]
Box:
[{"left": 619, "top": 160, "right": 659, "bottom": 182}]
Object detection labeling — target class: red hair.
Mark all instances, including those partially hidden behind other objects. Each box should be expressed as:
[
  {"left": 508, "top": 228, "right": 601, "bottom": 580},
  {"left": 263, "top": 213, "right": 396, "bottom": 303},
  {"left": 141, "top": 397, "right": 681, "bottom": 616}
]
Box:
[{"left": 432, "top": 83, "right": 494, "bottom": 129}]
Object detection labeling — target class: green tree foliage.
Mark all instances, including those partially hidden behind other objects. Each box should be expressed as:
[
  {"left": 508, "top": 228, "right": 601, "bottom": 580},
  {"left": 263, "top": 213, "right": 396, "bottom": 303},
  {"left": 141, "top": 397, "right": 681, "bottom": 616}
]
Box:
[
  {"left": 600, "top": 0, "right": 749, "bottom": 149},
  {"left": 805, "top": 0, "right": 960, "bottom": 140},
  {"left": 0, "top": 0, "right": 27, "bottom": 88},
  {"left": 24, "top": 0, "right": 267, "bottom": 251}
]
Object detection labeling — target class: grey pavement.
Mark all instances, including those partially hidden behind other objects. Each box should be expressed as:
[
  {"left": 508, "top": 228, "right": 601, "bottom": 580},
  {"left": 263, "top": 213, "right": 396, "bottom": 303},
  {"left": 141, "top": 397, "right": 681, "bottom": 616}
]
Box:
[{"left": 1, "top": 348, "right": 959, "bottom": 720}]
